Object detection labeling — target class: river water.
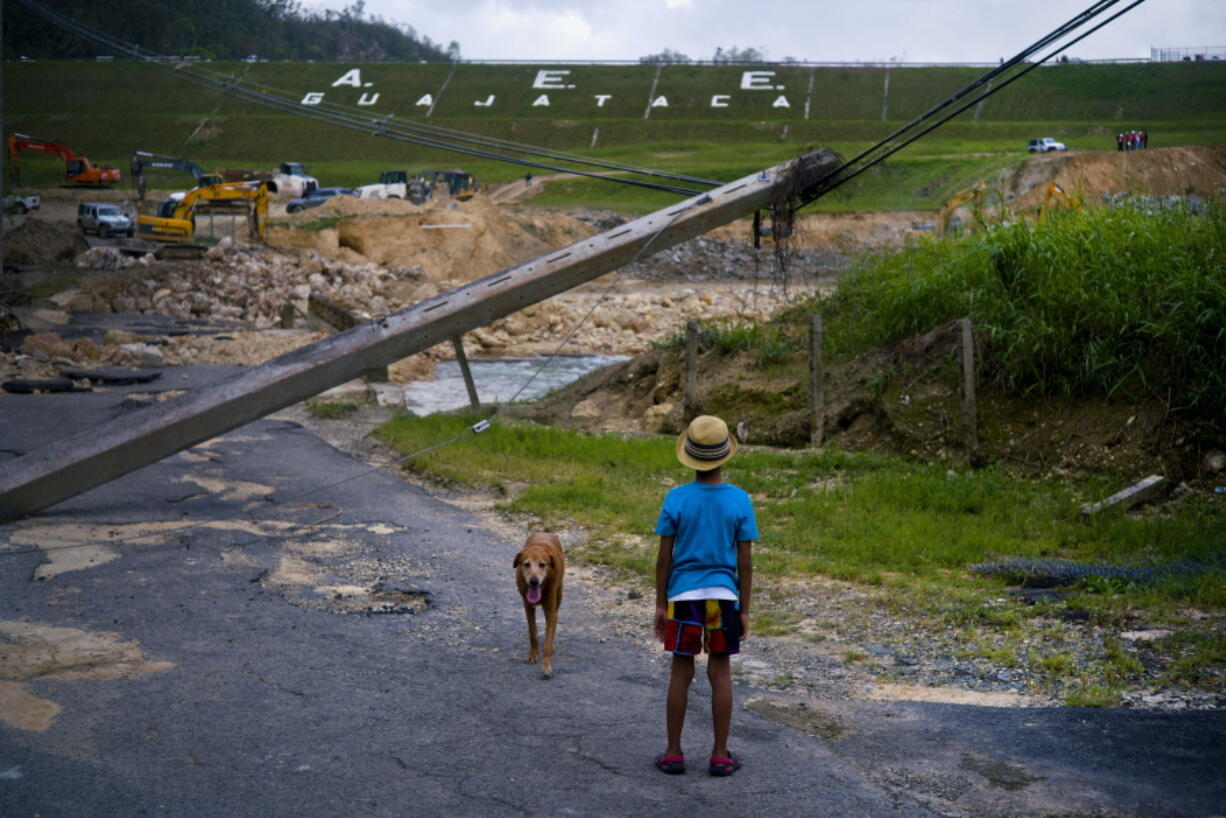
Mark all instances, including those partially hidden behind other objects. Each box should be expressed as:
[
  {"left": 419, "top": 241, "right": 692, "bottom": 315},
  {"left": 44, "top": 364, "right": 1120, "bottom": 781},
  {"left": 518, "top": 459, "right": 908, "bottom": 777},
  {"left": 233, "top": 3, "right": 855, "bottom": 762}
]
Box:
[{"left": 401, "top": 355, "right": 628, "bottom": 415}]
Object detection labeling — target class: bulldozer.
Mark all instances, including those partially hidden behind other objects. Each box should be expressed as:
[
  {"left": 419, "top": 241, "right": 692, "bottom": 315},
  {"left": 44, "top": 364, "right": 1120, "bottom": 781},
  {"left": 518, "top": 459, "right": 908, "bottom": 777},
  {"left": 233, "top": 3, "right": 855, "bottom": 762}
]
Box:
[
  {"left": 137, "top": 181, "right": 268, "bottom": 244},
  {"left": 7, "top": 133, "right": 120, "bottom": 187},
  {"left": 130, "top": 151, "right": 222, "bottom": 203}
]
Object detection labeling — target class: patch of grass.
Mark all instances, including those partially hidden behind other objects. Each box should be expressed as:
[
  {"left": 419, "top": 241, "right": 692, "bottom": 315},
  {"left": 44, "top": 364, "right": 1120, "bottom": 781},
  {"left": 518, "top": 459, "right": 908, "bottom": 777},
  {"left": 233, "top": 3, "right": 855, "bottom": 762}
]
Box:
[
  {"left": 1036, "top": 653, "right": 1075, "bottom": 674},
  {"left": 842, "top": 650, "right": 870, "bottom": 664},
  {"left": 27, "top": 275, "right": 76, "bottom": 299},
  {"left": 1160, "top": 632, "right": 1226, "bottom": 688},
  {"left": 307, "top": 400, "right": 362, "bottom": 419},
  {"left": 374, "top": 413, "right": 1224, "bottom": 617},
  {"left": 1065, "top": 684, "right": 1123, "bottom": 708},
  {"left": 754, "top": 611, "right": 799, "bottom": 637},
  {"left": 293, "top": 216, "right": 343, "bottom": 232}
]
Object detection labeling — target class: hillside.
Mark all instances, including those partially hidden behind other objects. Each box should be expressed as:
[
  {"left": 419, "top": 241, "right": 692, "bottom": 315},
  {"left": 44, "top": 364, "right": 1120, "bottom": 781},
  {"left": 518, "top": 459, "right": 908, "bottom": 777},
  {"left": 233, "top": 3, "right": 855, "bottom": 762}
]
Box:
[{"left": 6, "top": 59, "right": 1225, "bottom": 215}]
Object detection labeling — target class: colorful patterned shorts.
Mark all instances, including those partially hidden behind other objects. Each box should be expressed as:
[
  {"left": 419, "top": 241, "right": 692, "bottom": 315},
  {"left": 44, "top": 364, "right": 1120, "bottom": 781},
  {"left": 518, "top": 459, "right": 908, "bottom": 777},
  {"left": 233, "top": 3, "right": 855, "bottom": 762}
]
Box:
[{"left": 663, "top": 599, "right": 742, "bottom": 656}]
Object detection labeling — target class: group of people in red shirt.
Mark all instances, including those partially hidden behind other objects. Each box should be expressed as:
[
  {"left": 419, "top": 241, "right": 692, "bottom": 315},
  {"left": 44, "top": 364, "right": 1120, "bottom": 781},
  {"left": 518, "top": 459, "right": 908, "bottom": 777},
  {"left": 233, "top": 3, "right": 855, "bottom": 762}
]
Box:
[{"left": 1117, "top": 130, "right": 1148, "bottom": 150}]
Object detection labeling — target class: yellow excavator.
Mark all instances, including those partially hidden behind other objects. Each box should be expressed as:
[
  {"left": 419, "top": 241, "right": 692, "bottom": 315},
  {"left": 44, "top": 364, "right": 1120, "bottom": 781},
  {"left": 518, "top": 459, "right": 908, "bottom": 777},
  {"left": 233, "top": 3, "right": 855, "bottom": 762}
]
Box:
[
  {"left": 137, "top": 181, "right": 269, "bottom": 243},
  {"left": 936, "top": 184, "right": 987, "bottom": 236},
  {"left": 1038, "top": 180, "right": 1082, "bottom": 221}
]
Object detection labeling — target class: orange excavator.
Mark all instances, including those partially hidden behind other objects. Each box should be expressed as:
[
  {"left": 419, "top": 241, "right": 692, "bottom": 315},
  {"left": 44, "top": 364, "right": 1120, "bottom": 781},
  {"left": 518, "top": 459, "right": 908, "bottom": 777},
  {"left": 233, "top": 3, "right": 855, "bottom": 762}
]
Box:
[{"left": 7, "top": 133, "right": 120, "bottom": 187}]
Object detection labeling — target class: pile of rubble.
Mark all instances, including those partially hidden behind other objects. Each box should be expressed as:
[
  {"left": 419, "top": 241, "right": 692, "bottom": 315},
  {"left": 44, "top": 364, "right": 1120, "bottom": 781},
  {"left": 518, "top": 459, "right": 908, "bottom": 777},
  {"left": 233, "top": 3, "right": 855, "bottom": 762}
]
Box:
[{"left": 60, "top": 234, "right": 821, "bottom": 359}]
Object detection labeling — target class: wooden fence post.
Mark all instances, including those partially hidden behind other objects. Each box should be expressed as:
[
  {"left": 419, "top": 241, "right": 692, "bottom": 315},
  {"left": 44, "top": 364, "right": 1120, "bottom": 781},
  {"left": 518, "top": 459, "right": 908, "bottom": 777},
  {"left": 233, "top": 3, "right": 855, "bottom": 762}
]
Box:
[
  {"left": 959, "top": 317, "right": 978, "bottom": 455},
  {"left": 684, "top": 320, "right": 701, "bottom": 420},
  {"left": 451, "top": 336, "right": 480, "bottom": 410},
  {"left": 809, "top": 314, "right": 824, "bottom": 447}
]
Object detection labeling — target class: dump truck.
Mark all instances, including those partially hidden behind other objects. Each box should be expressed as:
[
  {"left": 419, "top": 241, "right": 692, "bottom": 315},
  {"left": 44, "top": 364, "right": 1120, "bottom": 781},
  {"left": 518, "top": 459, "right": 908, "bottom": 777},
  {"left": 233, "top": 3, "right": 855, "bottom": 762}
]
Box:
[
  {"left": 137, "top": 181, "right": 268, "bottom": 244},
  {"left": 7, "top": 133, "right": 120, "bottom": 186}
]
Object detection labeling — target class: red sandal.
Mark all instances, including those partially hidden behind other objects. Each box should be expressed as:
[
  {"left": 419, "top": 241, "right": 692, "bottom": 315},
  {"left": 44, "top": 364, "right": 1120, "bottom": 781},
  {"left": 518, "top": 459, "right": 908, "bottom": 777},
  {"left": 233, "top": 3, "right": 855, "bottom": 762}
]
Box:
[
  {"left": 654, "top": 753, "right": 686, "bottom": 774},
  {"left": 708, "top": 753, "right": 742, "bottom": 776}
]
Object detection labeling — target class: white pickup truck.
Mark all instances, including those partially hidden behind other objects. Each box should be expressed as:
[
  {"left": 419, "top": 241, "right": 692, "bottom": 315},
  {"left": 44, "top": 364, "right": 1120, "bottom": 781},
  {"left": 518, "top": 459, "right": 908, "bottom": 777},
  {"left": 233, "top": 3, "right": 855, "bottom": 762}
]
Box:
[
  {"left": 1028, "top": 137, "right": 1067, "bottom": 153},
  {"left": 3, "top": 193, "right": 41, "bottom": 214}
]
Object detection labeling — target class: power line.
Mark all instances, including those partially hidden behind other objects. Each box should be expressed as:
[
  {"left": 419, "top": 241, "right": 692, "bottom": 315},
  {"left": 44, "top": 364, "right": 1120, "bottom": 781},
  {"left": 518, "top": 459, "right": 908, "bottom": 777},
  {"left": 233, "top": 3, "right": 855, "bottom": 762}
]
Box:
[{"left": 12, "top": 0, "right": 719, "bottom": 196}]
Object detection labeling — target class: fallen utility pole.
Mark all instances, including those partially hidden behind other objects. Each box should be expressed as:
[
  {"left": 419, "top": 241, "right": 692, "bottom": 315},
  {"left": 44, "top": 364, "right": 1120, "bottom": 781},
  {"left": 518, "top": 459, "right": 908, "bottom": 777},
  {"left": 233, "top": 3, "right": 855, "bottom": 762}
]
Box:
[{"left": 0, "top": 149, "right": 838, "bottom": 520}]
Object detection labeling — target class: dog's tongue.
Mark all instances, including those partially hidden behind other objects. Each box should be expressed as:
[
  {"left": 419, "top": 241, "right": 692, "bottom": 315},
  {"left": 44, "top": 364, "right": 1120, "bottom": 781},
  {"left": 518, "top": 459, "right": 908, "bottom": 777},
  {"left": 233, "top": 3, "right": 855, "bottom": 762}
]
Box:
[{"left": 526, "top": 586, "right": 542, "bottom": 604}]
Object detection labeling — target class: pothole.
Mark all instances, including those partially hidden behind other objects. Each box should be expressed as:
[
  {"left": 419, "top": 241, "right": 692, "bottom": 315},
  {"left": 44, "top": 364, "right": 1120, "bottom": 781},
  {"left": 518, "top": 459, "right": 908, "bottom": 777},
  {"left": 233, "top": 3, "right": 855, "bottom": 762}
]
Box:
[{"left": 319, "top": 584, "right": 431, "bottom": 616}]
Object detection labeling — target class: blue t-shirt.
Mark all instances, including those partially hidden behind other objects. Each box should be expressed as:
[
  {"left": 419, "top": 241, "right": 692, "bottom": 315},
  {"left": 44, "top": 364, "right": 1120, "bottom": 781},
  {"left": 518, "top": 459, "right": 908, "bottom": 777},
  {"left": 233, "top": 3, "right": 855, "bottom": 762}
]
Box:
[{"left": 654, "top": 481, "right": 759, "bottom": 600}]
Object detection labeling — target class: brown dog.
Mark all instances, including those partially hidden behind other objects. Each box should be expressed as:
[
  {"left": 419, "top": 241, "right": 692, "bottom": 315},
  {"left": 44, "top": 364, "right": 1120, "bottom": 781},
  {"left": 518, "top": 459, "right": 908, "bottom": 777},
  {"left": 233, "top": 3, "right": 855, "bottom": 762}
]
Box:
[{"left": 514, "top": 532, "right": 565, "bottom": 678}]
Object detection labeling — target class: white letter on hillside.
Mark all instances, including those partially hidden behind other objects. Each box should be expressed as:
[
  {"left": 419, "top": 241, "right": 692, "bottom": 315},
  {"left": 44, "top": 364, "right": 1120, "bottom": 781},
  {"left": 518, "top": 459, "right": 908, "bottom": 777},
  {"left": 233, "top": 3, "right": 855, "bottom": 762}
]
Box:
[
  {"left": 358, "top": 92, "right": 380, "bottom": 106},
  {"left": 415, "top": 94, "right": 433, "bottom": 107},
  {"left": 533, "top": 70, "right": 575, "bottom": 90},
  {"left": 772, "top": 95, "right": 790, "bottom": 108},
  {"left": 532, "top": 94, "right": 551, "bottom": 107},
  {"left": 474, "top": 95, "right": 496, "bottom": 107},
  {"left": 301, "top": 92, "right": 324, "bottom": 106},
  {"left": 740, "top": 70, "right": 781, "bottom": 90},
  {"left": 710, "top": 94, "right": 730, "bottom": 108},
  {"left": 332, "top": 69, "right": 363, "bottom": 88},
  {"left": 594, "top": 94, "right": 612, "bottom": 107},
  {"left": 651, "top": 96, "right": 669, "bottom": 108}
]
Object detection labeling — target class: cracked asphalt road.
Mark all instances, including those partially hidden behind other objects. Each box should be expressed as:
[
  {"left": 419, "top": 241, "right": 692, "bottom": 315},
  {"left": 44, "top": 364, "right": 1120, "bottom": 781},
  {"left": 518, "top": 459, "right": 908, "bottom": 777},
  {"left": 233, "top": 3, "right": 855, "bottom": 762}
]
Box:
[{"left": 1, "top": 365, "right": 1223, "bottom": 817}]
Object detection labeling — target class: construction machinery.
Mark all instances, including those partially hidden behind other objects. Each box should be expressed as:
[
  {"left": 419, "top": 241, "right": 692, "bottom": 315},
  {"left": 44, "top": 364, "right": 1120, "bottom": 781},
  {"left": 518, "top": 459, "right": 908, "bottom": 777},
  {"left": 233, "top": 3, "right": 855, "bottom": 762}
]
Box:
[
  {"left": 136, "top": 181, "right": 268, "bottom": 244},
  {"left": 130, "top": 151, "right": 222, "bottom": 203},
  {"left": 357, "top": 170, "right": 431, "bottom": 204},
  {"left": 937, "top": 184, "right": 988, "bottom": 236},
  {"left": 1039, "top": 180, "right": 1081, "bottom": 220},
  {"left": 7, "top": 133, "right": 120, "bottom": 186},
  {"left": 267, "top": 162, "right": 318, "bottom": 197}
]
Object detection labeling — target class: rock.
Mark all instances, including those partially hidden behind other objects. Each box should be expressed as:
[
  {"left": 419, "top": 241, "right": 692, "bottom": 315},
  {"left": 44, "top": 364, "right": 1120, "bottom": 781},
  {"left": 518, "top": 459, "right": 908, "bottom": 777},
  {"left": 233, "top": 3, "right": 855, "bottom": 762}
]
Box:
[
  {"left": 1204, "top": 450, "right": 1226, "bottom": 474},
  {"left": 120, "top": 343, "right": 165, "bottom": 366},
  {"left": 570, "top": 399, "right": 600, "bottom": 419},
  {"left": 370, "top": 382, "right": 405, "bottom": 408},
  {"left": 20, "top": 332, "right": 75, "bottom": 360},
  {"left": 315, "top": 379, "right": 370, "bottom": 404}
]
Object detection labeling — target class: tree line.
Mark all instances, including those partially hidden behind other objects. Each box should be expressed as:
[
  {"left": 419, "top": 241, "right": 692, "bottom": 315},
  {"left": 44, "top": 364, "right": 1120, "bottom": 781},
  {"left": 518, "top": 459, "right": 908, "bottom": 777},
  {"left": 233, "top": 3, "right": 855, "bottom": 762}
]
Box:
[{"left": 3, "top": 0, "right": 460, "bottom": 62}]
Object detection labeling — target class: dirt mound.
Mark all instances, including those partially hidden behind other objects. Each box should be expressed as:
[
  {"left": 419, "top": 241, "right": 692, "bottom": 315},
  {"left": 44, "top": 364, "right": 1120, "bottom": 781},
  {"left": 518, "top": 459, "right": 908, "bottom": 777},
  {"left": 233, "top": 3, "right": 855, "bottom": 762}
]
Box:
[
  {"left": 269, "top": 195, "right": 593, "bottom": 283},
  {"left": 4, "top": 219, "right": 89, "bottom": 266},
  {"left": 508, "top": 320, "right": 1197, "bottom": 480},
  {"left": 1009, "top": 144, "right": 1226, "bottom": 207}
]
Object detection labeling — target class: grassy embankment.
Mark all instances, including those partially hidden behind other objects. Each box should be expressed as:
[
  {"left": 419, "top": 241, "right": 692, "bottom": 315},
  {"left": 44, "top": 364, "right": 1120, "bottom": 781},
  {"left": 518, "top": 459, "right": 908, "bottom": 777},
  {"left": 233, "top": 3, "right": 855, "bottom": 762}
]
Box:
[
  {"left": 7, "top": 60, "right": 1226, "bottom": 212},
  {"left": 373, "top": 203, "right": 1225, "bottom": 704}
]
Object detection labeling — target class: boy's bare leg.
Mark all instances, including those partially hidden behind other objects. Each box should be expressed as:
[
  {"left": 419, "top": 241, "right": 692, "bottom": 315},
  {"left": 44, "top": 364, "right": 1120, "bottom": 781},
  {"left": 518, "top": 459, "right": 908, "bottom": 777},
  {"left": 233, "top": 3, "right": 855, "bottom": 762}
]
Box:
[
  {"left": 665, "top": 654, "right": 695, "bottom": 755},
  {"left": 708, "top": 653, "right": 733, "bottom": 758}
]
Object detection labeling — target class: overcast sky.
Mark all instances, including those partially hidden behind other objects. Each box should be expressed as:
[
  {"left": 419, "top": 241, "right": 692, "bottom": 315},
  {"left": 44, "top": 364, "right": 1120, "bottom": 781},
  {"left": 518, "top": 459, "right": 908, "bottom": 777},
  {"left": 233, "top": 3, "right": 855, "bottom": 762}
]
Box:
[{"left": 360, "top": 0, "right": 1225, "bottom": 62}]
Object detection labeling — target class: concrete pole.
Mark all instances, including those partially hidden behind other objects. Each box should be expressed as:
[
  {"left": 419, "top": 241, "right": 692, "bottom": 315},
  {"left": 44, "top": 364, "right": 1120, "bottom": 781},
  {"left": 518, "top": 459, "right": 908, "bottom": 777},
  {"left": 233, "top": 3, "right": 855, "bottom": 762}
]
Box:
[
  {"left": 959, "top": 317, "right": 978, "bottom": 455},
  {"left": 450, "top": 336, "right": 480, "bottom": 410},
  {"left": 809, "top": 314, "right": 824, "bottom": 447},
  {"left": 684, "top": 320, "right": 700, "bottom": 421},
  {"left": 0, "top": 149, "right": 840, "bottom": 520}
]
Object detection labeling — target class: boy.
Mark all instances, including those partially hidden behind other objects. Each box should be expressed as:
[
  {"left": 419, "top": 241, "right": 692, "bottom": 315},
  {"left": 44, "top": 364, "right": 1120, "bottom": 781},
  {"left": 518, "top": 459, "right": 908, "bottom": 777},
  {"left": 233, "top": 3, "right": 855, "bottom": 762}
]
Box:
[{"left": 652, "top": 415, "right": 757, "bottom": 777}]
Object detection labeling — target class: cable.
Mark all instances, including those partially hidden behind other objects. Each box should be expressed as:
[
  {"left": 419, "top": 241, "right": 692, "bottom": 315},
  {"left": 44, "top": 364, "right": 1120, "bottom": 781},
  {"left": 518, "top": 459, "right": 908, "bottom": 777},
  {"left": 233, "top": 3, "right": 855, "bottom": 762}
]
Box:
[
  {"left": 794, "top": 0, "right": 1149, "bottom": 206},
  {"left": 12, "top": 0, "right": 719, "bottom": 196}
]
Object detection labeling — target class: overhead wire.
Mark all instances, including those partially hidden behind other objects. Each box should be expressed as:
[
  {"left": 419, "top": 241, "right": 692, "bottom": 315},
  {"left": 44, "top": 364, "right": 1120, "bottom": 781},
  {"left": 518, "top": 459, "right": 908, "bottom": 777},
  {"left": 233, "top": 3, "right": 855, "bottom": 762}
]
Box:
[
  {"left": 1, "top": 0, "right": 1150, "bottom": 560},
  {"left": 795, "top": 0, "right": 1150, "bottom": 206},
  {"left": 12, "top": 0, "right": 719, "bottom": 195}
]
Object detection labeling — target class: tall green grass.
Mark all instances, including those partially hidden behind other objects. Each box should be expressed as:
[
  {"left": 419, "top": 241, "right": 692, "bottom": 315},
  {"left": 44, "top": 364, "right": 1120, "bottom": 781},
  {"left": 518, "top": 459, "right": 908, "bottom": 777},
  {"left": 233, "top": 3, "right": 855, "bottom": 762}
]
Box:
[{"left": 807, "top": 203, "right": 1226, "bottom": 418}]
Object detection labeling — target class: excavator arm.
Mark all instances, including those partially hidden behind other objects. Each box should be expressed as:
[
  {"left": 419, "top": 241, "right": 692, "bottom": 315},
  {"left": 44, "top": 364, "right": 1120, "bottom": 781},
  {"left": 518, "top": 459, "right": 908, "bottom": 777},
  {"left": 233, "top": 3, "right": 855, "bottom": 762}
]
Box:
[{"left": 131, "top": 151, "right": 214, "bottom": 202}]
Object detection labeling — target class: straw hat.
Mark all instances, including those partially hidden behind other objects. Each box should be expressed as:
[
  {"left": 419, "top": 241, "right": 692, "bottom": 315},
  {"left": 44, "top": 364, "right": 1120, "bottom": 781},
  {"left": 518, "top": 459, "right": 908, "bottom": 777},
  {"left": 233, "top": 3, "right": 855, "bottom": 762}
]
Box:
[{"left": 676, "top": 415, "right": 738, "bottom": 471}]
